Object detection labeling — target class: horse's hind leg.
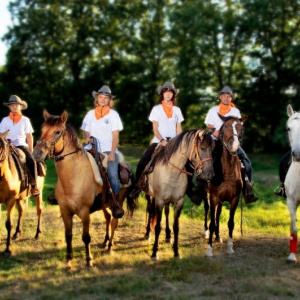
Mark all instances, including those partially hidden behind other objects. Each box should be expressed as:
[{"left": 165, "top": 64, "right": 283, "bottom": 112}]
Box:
[
  {"left": 215, "top": 203, "right": 223, "bottom": 243},
  {"left": 144, "top": 196, "right": 152, "bottom": 240},
  {"left": 227, "top": 200, "right": 239, "bottom": 255},
  {"left": 101, "top": 209, "right": 111, "bottom": 248},
  {"left": 12, "top": 200, "right": 24, "bottom": 240},
  {"left": 202, "top": 197, "right": 209, "bottom": 239},
  {"left": 34, "top": 194, "right": 43, "bottom": 239},
  {"left": 287, "top": 198, "right": 298, "bottom": 263},
  {"left": 165, "top": 204, "right": 172, "bottom": 243}
]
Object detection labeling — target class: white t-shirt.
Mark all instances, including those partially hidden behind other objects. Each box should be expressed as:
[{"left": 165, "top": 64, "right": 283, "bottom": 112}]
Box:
[
  {"left": 205, "top": 106, "right": 241, "bottom": 131},
  {"left": 149, "top": 104, "right": 184, "bottom": 143},
  {"left": 81, "top": 109, "right": 123, "bottom": 153},
  {"left": 0, "top": 115, "right": 34, "bottom": 147}
]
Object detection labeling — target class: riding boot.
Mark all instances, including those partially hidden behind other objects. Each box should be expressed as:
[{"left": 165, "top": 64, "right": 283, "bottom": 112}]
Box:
[
  {"left": 274, "top": 182, "right": 286, "bottom": 198},
  {"left": 129, "top": 187, "right": 142, "bottom": 199},
  {"left": 243, "top": 177, "right": 259, "bottom": 204},
  {"left": 110, "top": 193, "right": 124, "bottom": 219}
]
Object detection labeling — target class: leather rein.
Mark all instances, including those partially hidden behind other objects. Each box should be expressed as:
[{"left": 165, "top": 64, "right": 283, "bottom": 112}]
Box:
[
  {"left": 36, "top": 128, "right": 80, "bottom": 162},
  {"left": 167, "top": 130, "right": 212, "bottom": 177}
]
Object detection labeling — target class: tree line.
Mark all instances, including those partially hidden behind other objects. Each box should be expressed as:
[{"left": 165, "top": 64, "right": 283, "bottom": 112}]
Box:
[{"left": 1, "top": 0, "right": 300, "bottom": 152}]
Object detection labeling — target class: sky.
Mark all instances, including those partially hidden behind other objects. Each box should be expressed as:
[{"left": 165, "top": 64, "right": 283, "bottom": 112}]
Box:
[{"left": 0, "top": 0, "right": 12, "bottom": 66}]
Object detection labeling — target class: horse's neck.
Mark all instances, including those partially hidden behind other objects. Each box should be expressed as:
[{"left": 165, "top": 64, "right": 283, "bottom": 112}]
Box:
[{"left": 221, "top": 147, "right": 240, "bottom": 179}]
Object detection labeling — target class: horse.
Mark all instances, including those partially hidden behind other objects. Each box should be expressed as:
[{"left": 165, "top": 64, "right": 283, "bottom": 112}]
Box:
[
  {"left": 33, "top": 110, "right": 136, "bottom": 268},
  {"left": 0, "top": 131, "right": 44, "bottom": 257},
  {"left": 205, "top": 115, "right": 246, "bottom": 257},
  {"left": 141, "top": 128, "right": 215, "bottom": 259},
  {"left": 284, "top": 104, "right": 300, "bottom": 263}
]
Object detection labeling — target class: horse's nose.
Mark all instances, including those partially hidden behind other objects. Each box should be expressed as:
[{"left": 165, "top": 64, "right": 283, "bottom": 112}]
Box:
[{"left": 292, "top": 150, "right": 300, "bottom": 162}]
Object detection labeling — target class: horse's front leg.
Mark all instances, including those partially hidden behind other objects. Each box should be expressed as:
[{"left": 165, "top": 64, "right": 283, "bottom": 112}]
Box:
[
  {"left": 144, "top": 195, "right": 153, "bottom": 241},
  {"left": 172, "top": 200, "right": 184, "bottom": 258},
  {"left": 227, "top": 198, "right": 239, "bottom": 255},
  {"left": 206, "top": 201, "right": 217, "bottom": 257},
  {"left": 81, "top": 212, "right": 93, "bottom": 267},
  {"left": 4, "top": 202, "right": 15, "bottom": 257},
  {"left": 287, "top": 198, "right": 298, "bottom": 263},
  {"left": 33, "top": 193, "right": 43, "bottom": 239},
  {"left": 202, "top": 197, "right": 209, "bottom": 239},
  {"left": 61, "top": 211, "right": 74, "bottom": 269},
  {"left": 215, "top": 203, "right": 223, "bottom": 243},
  {"left": 151, "top": 206, "right": 162, "bottom": 260},
  {"left": 12, "top": 200, "right": 24, "bottom": 240},
  {"left": 165, "top": 204, "right": 172, "bottom": 243}
]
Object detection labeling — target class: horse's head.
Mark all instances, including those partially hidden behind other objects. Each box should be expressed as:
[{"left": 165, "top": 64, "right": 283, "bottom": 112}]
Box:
[
  {"left": 33, "top": 110, "right": 68, "bottom": 162},
  {"left": 190, "top": 128, "right": 215, "bottom": 181},
  {"left": 287, "top": 104, "right": 300, "bottom": 162},
  {"left": 219, "top": 114, "right": 246, "bottom": 155}
]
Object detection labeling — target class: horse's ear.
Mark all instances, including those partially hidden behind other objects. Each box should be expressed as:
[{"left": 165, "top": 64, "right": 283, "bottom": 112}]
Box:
[
  {"left": 205, "top": 127, "right": 215, "bottom": 135},
  {"left": 61, "top": 110, "right": 68, "bottom": 124},
  {"left": 0, "top": 130, "right": 10, "bottom": 139},
  {"left": 240, "top": 114, "right": 248, "bottom": 123},
  {"left": 218, "top": 113, "right": 227, "bottom": 122},
  {"left": 287, "top": 104, "right": 294, "bottom": 117},
  {"left": 43, "top": 109, "right": 51, "bottom": 120}
]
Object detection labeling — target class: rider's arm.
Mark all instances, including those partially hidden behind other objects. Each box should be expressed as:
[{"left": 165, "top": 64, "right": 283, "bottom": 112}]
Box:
[
  {"left": 207, "top": 124, "right": 220, "bottom": 139},
  {"left": 108, "top": 130, "right": 119, "bottom": 161},
  {"left": 26, "top": 132, "right": 33, "bottom": 152},
  {"left": 152, "top": 121, "right": 167, "bottom": 146},
  {"left": 82, "top": 130, "right": 91, "bottom": 144},
  {"left": 176, "top": 122, "right": 182, "bottom": 135}
]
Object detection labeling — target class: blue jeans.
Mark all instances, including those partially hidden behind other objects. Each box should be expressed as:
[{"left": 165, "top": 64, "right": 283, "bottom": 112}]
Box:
[
  {"left": 237, "top": 147, "right": 252, "bottom": 182},
  {"left": 104, "top": 151, "right": 120, "bottom": 194}
]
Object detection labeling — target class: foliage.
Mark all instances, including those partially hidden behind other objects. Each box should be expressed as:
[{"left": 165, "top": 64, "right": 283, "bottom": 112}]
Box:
[{"left": 1, "top": 0, "right": 300, "bottom": 151}]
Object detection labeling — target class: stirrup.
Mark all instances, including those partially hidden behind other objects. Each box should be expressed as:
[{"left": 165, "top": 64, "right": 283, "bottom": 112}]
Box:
[{"left": 273, "top": 186, "right": 286, "bottom": 198}]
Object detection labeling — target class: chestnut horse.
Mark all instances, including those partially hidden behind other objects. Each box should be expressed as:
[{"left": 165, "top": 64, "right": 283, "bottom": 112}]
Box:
[
  {"left": 284, "top": 104, "right": 300, "bottom": 263},
  {"left": 141, "top": 128, "right": 214, "bottom": 259},
  {"left": 205, "top": 115, "right": 246, "bottom": 256},
  {"left": 0, "top": 131, "right": 44, "bottom": 257},
  {"left": 33, "top": 110, "right": 136, "bottom": 268}
]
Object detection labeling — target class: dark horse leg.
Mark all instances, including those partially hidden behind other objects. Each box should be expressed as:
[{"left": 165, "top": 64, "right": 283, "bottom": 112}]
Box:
[
  {"left": 144, "top": 195, "right": 155, "bottom": 241},
  {"left": 206, "top": 201, "right": 217, "bottom": 257},
  {"left": 61, "top": 211, "right": 74, "bottom": 269},
  {"left": 12, "top": 200, "right": 25, "bottom": 240},
  {"left": 4, "top": 202, "right": 15, "bottom": 257},
  {"left": 172, "top": 202, "right": 183, "bottom": 258},
  {"left": 165, "top": 204, "right": 172, "bottom": 243},
  {"left": 151, "top": 207, "right": 162, "bottom": 260},
  {"left": 101, "top": 208, "right": 112, "bottom": 248},
  {"left": 81, "top": 212, "right": 93, "bottom": 267},
  {"left": 215, "top": 203, "right": 223, "bottom": 243},
  {"left": 202, "top": 196, "right": 209, "bottom": 239},
  {"left": 227, "top": 198, "right": 239, "bottom": 254}
]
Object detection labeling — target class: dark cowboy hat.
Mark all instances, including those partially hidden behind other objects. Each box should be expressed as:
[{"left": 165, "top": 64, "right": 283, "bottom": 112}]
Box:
[
  {"left": 157, "top": 82, "right": 179, "bottom": 95},
  {"left": 218, "top": 86, "right": 236, "bottom": 99},
  {"left": 4, "top": 95, "right": 28, "bottom": 110},
  {"left": 92, "top": 85, "right": 116, "bottom": 100}
]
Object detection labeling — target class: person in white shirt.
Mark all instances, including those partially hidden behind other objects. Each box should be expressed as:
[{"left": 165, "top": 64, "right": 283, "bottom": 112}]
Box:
[
  {"left": 205, "top": 86, "right": 258, "bottom": 204},
  {"left": 81, "top": 85, "right": 124, "bottom": 218},
  {"left": 0, "top": 95, "right": 40, "bottom": 196},
  {"left": 129, "top": 82, "right": 184, "bottom": 199}
]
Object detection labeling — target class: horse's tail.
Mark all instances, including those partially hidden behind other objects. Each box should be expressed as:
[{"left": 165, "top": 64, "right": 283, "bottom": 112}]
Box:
[{"left": 125, "top": 174, "right": 139, "bottom": 216}]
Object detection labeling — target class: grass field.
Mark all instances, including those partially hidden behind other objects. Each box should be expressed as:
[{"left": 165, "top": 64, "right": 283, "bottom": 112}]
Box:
[{"left": 1, "top": 151, "right": 300, "bottom": 299}]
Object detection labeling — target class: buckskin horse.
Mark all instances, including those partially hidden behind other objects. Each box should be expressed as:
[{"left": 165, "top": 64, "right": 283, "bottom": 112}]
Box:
[
  {"left": 284, "top": 104, "right": 300, "bottom": 263},
  {"left": 0, "top": 131, "right": 44, "bottom": 257},
  {"left": 33, "top": 110, "right": 136, "bottom": 268},
  {"left": 140, "top": 128, "right": 214, "bottom": 259},
  {"left": 205, "top": 115, "right": 246, "bottom": 257}
]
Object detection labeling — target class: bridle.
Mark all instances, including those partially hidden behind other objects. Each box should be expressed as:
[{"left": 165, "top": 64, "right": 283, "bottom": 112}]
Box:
[
  {"left": 36, "top": 127, "right": 79, "bottom": 162},
  {"left": 167, "top": 129, "right": 213, "bottom": 177}
]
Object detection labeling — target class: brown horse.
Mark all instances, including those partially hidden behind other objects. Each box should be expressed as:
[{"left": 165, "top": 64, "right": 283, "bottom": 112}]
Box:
[
  {"left": 33, "top": 110, "right": 136, "bottom": 268},
  {"left": 0, "top": 131, "right": 44, "bottom": 257},
  {"left": 205, "top": 115, "right": 246, "bottom": 256},
  {"left": 141, "top": 128, "right": 214, "bottom": 259}
]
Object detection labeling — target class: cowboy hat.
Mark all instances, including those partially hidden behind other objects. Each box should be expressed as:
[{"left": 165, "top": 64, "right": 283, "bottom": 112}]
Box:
[
  {"left": 92, "top": 85, "right": 116, "bottom": 100},
  {"left": 4, "top": 95, "right": 28, "bottom": 110},
  {"left": 218, "top": 86, "right": 236, "bottom": 99},
  {"left": 157, "top": 82, "right": 179, "bottom": 95}
]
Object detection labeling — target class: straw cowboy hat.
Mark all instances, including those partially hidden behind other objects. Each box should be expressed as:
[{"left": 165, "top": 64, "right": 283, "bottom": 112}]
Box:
[
  {"left": 218, "top": 86, "right": 236, "bottom": 99},
  {"left": 4, "top": 95, "right": 28, "bottom": 110},
  {"left": 92, "top": 85, "right": 116, "bottom": 100},
  {"left": 157, "top": 82, "right": 179, "bottom": 95}
]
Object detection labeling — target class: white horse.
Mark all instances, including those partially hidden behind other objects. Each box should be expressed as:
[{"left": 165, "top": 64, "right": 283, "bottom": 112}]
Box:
[{"left": 285, "top": 104, "right": 300, "bottom": 263}]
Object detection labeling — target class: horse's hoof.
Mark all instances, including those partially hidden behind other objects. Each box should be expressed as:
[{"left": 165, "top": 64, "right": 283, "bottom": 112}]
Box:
[
  {"left": 144, "top": 234, "right": 150, "bottom": 241},
  {"left": 286, "top": 259, "right": 297, "bottom": 264},
  {"left": 174, "top": 254, "right": 181, "bottom": 259},
  {"left": 12, "top": 234, "right": 20, "bottom": 241},
  {"left": 35, "top": 232, "right": 42, "bottom": 240},
  {"left": 99, "top": 243, "right": 107, "bottom": 249},
  {"left": 202, "top": 231, "right": 209, "bottom": 239},
  {"left": 66, "top": 261, "right": 72, "bottom": 270},
  {"left": 165, "top": 238, "right": 172, "bottom": 244},
  {"left": 151, "top": 254, "right": 158, "bottom": 260},
  {"left": 86, "top": 262, "right": 94, "bottom": 268},
  {"left": 4, "top": 251, "right": 12, "bottom": 258},
  {"left": 215, "top": 237, "right": 223, "bottom": 244}
]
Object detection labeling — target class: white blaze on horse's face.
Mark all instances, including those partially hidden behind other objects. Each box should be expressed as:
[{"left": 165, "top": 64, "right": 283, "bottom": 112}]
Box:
[
  {"left": 287, "top": 111, "right": 300, "bottom": 162},
  {"left": 231, "top": 121, "right": 240, "bottom": 153}
]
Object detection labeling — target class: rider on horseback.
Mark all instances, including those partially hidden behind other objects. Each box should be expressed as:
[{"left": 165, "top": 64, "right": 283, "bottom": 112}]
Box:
[
  {"left": 0, "top": 95, "right": 40, "bottom": 196},
  {"left": 204, "top": 86, "right": 258, "bottom": 204}
]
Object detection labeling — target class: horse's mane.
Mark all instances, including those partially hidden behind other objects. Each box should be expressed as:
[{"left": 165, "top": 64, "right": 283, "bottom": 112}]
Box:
[
  {"left": 0, "top": 137, "right": 18, "bottom": 173},
  {"left": 152, "top": 129, "right": 213, "bottom": 166},
  {"left": 43, "top": 115, "right": 84, "bottom": 152}
]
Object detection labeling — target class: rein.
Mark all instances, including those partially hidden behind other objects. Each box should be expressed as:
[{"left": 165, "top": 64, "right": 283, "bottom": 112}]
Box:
[
  {"left": 36, "top": 128, "right": 80, "bottom": 162},
  {"left": 168, "top": 130, "right": 212, "bottom": 177}
]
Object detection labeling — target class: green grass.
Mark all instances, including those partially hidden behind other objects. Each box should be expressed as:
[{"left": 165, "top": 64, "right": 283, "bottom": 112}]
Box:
[{"left": 1, "top": 151, "right": 300, "bottom": 299}]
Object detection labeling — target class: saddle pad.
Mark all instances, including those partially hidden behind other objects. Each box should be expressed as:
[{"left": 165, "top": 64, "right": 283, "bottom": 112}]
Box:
[{"left": 86, "top": 152, "right": 103, "bottom": 186}]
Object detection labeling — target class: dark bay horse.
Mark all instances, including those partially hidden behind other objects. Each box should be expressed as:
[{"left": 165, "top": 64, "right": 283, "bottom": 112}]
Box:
[
  {"left": 205, "top": 115, "right": 246, "bottom": 256},
  {"left": 142, "top": 128, "right": 214, "bottom": 259},
  {"left": 33, "top": 110, "right": 136, "bottom": 268},
  {"left": 0, "top": 131, "right": 44, "bottom": 257}
]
